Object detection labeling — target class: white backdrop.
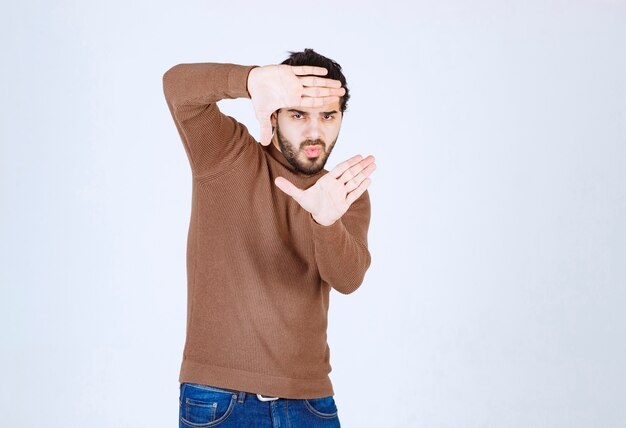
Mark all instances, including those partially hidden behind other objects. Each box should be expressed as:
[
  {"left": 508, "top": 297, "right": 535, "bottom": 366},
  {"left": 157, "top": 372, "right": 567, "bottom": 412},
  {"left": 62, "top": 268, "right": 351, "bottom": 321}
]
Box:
[{"left": 1, "top": 0, "right": 625, "bottom": 427}]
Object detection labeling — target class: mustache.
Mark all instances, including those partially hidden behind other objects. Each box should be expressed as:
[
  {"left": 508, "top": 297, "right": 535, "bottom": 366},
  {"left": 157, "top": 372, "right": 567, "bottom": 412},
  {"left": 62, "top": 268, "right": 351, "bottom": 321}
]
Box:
[{"left": 301, "top": 140, "right": 325, "bottom": 149}]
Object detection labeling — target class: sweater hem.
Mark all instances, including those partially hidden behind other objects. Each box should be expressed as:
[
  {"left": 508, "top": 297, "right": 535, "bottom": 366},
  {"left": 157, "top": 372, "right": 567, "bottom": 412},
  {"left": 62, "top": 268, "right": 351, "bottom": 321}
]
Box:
[{"left": 179, "top": 357, "right": 334, "bottom": 399}]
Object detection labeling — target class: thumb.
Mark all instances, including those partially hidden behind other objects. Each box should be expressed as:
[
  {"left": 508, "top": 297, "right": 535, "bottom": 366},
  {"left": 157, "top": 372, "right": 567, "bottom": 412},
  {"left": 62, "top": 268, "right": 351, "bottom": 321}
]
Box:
[
  {"left": 274, "top": 177, "right": 303, "bottom": 200},
  {"left": 259, "top": 117, "right": 273, "bottom": 146}
]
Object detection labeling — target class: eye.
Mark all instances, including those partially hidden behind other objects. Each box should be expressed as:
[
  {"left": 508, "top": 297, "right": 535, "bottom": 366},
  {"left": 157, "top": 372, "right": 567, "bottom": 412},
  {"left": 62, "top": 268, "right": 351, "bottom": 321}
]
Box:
[
  {"left": 323, "top": 114, "right": 335, "bottom": 120},
  {"left": 292, "top": 113, "right": 304, "bottom": 119}
]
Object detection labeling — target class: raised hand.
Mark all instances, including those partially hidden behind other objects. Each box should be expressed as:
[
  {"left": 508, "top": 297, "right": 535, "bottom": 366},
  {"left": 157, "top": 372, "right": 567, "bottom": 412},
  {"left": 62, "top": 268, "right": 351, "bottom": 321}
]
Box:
[
  {"left": 247, "top": 65, "right": 346, "bottom": 146},
  {"left": 274, "top": 154, "right": 377, "bottom": 226}
]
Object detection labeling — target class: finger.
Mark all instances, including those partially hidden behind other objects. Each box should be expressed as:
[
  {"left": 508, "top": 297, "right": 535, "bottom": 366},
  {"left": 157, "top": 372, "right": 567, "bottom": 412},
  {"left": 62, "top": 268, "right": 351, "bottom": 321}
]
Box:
[
  {"left": 346, "top": 178, "right": 372, "bottom": 206},
  {"left": 298, "top": 75, "right": 342, "bottom": 88},
  {"left": 329, "top": 154, "right": 364, "bottom": 179},
  {"left": 291, "top": 65, "right": 328, "bottom": 76},
  {"left": 259, "top": 117, "right": 273, "bottom": 146},
  {"left": 274, "top": 177, "right": 304, "bottom": 201},
  {"left": 344, "top": 162, "right": 376, "bottom": 193},
  {"left": 301, "top": 86, "right": 346, "bottom": 98},
  {"left": 340, "top": 156, "right": 376, "bottom": 184},
  {"left": 299, "top": 95, "right": 341, "bottom": 108}
]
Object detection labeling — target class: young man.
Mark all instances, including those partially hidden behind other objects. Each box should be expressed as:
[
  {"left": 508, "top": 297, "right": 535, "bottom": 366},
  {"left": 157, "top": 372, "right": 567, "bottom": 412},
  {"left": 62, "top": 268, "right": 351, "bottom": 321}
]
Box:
[{"left": 163, "top": 48, "right": 376, "bottom": 427}]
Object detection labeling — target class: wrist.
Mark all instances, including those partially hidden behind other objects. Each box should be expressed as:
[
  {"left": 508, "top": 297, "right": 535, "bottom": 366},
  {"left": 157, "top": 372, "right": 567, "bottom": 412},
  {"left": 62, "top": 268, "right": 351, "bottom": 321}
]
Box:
[
  {"left": 246, "top": 66, "right": 260, "bottom": 98},
  {"left": 311, "top": 213, "right": 337, "bottom": 227}
]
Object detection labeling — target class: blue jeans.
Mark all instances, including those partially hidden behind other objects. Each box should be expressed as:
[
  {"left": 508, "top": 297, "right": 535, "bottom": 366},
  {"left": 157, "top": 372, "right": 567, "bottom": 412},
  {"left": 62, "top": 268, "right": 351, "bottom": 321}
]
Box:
[{"left": 179, "top": 382, "right": 341, "bottom": 427}]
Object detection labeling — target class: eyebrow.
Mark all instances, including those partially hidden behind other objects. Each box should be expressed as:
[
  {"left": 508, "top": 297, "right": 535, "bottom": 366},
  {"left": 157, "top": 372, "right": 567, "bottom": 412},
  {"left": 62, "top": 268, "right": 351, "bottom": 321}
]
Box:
[{"left": 287, "top": 109, "right": 339, "bottom": 116}]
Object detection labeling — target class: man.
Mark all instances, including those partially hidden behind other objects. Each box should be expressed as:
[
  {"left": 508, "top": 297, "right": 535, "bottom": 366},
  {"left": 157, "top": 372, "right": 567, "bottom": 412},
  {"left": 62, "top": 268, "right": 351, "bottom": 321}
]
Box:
[{"left": 163, "top": 48, "right": 376, "bottom": 427}]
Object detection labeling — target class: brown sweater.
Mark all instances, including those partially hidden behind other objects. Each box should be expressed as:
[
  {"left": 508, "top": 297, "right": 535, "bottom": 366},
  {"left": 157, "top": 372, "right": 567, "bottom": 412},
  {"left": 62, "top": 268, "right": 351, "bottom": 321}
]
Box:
[{"left": 162, "top": 62, "right": 372, "bottom": 399}]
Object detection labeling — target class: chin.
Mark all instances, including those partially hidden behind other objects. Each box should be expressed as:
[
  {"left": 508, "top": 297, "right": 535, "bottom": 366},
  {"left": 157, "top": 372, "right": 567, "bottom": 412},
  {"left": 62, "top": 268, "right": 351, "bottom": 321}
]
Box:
[{"left": 296, "top": 162, "right": 324, "bottom": 175}]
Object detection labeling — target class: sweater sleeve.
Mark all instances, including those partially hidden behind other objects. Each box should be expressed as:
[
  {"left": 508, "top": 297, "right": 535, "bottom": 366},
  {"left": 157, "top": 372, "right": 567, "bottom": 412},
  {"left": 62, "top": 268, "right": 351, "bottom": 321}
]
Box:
[
  {"left": 309, "top": 189, "right": 372, "bottom": 295},
  {"left": 162, "top": 63, "right": 259, "bottom": 177}
]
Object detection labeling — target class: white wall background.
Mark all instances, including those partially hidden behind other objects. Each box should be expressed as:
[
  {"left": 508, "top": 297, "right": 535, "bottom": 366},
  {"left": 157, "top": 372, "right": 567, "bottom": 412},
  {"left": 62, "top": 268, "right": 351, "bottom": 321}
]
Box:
[{"left": 2, "top": 0, "right": 625, "bottom": 427}]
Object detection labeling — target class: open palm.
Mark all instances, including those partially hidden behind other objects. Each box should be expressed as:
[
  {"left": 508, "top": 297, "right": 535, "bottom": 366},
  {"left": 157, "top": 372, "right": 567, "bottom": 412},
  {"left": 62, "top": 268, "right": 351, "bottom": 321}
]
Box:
[
  {"left": 274, "top": 154, "right": 377, "bottom": 226},
  {"left": 247, "top": 64, "right": 346, "bottom": 145}
]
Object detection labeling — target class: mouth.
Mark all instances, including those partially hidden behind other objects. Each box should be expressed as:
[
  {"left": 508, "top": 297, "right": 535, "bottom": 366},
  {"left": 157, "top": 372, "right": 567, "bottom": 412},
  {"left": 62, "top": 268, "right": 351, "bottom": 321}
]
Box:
[{"left": 303, "top": 145, "right": 322, "bottom": 158}]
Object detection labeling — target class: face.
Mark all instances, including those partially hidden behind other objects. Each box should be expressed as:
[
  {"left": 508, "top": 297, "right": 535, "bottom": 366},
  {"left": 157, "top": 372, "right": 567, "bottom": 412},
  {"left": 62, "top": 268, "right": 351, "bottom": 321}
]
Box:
[{"left": 270, "top": 102, "right": 343, "bottom": 175}]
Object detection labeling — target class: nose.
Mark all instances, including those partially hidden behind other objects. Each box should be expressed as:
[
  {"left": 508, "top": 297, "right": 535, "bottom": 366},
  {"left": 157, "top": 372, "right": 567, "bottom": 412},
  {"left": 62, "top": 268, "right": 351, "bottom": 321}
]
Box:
[{"left": 304, "top": 118, "right": 322, "bottom": 141}]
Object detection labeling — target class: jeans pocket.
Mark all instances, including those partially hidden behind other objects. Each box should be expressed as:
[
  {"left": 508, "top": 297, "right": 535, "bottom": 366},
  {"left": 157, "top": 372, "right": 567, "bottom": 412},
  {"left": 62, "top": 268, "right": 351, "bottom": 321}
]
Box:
[
  {"left": 180, "top": 383, "right": 238, "bottom": 427},
  {"left": 304, "top": 395, "right": 338, "bottom": 418}
]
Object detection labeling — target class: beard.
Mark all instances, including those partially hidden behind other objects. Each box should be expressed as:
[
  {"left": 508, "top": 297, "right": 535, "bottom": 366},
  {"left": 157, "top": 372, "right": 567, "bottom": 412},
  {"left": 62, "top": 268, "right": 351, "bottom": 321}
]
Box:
[{"left": 275, "top": 121, "right": 338, "bottom": 175}]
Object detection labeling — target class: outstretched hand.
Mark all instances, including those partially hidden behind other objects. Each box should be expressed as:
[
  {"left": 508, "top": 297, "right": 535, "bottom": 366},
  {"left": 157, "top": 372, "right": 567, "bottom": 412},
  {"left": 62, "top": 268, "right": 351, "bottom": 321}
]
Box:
[
  {"left": 247, "top": 65, "right": 346, "bottom": 146},
  {"left": 274, "top": 155, "right": 377, "bottom": 226}
]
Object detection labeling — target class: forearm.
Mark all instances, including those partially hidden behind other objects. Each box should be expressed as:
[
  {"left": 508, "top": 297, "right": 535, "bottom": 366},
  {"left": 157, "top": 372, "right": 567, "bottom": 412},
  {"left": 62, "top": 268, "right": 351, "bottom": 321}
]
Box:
[
  {"left": 309, "top": 190, "right": 372, "bottom": 295},
  {"left": 310, "top": 216, "right": 371, "bottom": 295},
  {"left": 162, "top": 62, "right": 258, "bottom": 108}
]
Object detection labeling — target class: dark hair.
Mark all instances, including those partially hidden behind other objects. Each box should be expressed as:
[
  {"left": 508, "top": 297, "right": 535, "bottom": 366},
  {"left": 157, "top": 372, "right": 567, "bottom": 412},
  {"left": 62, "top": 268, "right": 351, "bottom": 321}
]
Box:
[{"left": 280, "top": 48, "right": 350, "bottom": 113}]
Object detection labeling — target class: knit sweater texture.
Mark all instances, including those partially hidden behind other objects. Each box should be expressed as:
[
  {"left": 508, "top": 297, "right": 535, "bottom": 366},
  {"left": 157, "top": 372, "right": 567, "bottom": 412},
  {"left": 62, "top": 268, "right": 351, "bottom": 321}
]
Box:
[{"left": 162, "top": 62, "right": 372, "bottom": 399}]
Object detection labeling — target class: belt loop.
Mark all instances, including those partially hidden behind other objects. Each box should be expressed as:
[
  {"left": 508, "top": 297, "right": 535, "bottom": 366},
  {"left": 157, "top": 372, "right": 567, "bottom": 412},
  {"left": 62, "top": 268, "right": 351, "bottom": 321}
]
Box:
[{"left": 237, "top": 391, "right": 246, "bottom": 404}]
